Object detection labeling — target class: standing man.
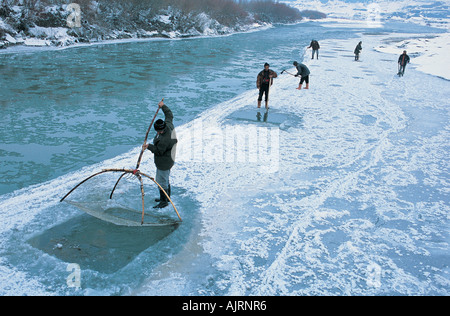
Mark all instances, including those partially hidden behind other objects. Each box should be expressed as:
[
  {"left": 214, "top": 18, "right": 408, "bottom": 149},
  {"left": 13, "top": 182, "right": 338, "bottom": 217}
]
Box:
[
  {"left": 398, "top": 50, "right": 410, "bottom": 76},
  {"left": 257, "top": 62, "right": 278, "bottom": 109},
  {"left": 143, "top": 100, "right": 178, "bottom": 208},
  {"left": 354, "top": 41, "right": 362, "bottom": 61},
  {"left": 293, "top": 61, "right": 310, "bottom": 90},
  {"left": 308, "top": 39, "right": 320, "bottom": 60}
]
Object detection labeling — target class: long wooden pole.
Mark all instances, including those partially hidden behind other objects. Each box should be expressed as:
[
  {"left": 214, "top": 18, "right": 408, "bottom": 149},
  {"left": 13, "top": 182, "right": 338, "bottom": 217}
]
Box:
[
  {"left": 135, "top": 98, "right": 163, "bottom": 170},
  {"left": 281, "top": 69, "right": 296, "bottom": 77},
  {"left": 60, "top": 98, "right": 182, "bottom": 225},
  {"left": 109, "top": 99, "right": 163, "bottom": 200},
  {"left": 137, "top": 174, "right": 146, "bottom": 225}
]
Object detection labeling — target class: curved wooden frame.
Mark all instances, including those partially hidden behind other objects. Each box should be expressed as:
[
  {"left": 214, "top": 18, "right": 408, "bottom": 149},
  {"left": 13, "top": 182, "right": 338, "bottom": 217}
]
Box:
[{"left": 60, "top": 99, "right": 182, "bottom": 225}]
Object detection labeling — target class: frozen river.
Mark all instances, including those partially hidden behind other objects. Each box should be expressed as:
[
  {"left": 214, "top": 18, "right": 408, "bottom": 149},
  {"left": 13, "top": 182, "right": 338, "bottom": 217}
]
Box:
[{"left": 0, "top": 21, "right": 448, "bottom": 295}]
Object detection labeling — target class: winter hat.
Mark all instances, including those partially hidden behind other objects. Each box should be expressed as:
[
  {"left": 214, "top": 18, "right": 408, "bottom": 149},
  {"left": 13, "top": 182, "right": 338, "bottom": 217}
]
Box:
[
  {"left": 293, "top": 61, "right": 298, "bottom": 66},
  {"left": 264, "top": 62, "right": 270, "bottom": 67},
  {"left": 154, "top": 119, "right": 166, "bottom": 131}
]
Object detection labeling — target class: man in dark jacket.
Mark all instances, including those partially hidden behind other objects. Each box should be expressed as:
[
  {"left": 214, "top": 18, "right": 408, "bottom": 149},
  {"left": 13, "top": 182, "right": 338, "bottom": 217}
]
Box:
[
  {"left": 143, "top": 100, "right": 178, "bottom": 208},
  {"left": 354, "top": 41, "right": 362, "bottom": 61},
  {"left": 308, "top": 39, "right": 320, "bottom": 60},
  {"left": 256, "top": 62, "right": 278, "bottom": 109},
  {"left": 398, "top": 50, "right": 410, "bottom": 76},
  {"left": 293, "top": 61, "right": 310, "bottom": 90}
]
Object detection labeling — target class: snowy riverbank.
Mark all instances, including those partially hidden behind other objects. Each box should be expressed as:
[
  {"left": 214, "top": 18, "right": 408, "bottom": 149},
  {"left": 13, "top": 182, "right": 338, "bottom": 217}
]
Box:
[
  {"left": 0, "top": 1, "right": 310, "bottom": 50},
  {"left": 0, "top": 8, "right": 268, "bottom": 50},
  {"left": 375, "top": 32, "right": 450, "bottom": 81}
]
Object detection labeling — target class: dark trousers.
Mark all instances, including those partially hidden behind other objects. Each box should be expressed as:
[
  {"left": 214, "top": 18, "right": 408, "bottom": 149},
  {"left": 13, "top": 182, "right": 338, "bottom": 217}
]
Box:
[
  {"left": 312, "top": 49, "right": 319, "bottom": 59},
  {"left": 399, "top": 64, "right": 407, "bottom": 75},
  {"left": 156, "top": 168, "right": 171, "bottom": 191},
  {"left": 258, "top": 84, "right": 270, "bottom": 102},
  {"left": 300, "top": 75, "right": 309, "bottom": 85}
]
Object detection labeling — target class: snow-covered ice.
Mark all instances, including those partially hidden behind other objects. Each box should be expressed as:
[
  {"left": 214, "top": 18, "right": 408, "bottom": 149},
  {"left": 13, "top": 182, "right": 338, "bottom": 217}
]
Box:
[
  {"left": 375, "top": 32, "right": 450, "bottom": 80},
  {"left": 0, "top": 14, "right": 449, "bottom": 295},
  {"left": 133, "top": 35, "right": 449, "bottom": 295}
]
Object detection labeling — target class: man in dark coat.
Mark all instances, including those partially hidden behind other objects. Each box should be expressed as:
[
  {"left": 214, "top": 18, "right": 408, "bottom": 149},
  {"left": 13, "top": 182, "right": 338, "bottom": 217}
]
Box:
[
  {"left": 256, "top": 62, "right": 278, "bottom": 109},
  {"left": 143, "top": 100, "right": 178, "bottom": 208},
  {"left": 398, "top": 50, "right": 410, "bottom": 76},
  {"left": 354, "top": 41, "right": 362, "bottom": 61},
  {"left": 308, "top": 39, "right": 320, "bottom": 59},
  {"left": 293, "top": 61, "right": 310, "bottom": 90}
]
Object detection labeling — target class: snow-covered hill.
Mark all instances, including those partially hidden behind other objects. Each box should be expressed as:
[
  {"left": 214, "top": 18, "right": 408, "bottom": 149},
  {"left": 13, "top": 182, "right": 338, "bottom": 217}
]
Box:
[
  {"left": 0, "top": 3, "right": 248, "bottom": 48},
  {"left": 283, "top": 1, "right": 450, "bottom": 80},
  {"left": 284, "top": 0, "right": 450, "bottom": 29},
  {"left": 0, "top": 0, "right": 307, "bottom": 49}
]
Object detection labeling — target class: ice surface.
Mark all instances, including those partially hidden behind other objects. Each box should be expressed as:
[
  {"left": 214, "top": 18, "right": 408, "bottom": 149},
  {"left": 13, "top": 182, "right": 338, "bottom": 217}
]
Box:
[
  {"left": 135, "top": 35, "right": 449, "bottom": 295},
  {"left": 375, "top": 32, "right": 450, "bottom": 80}
]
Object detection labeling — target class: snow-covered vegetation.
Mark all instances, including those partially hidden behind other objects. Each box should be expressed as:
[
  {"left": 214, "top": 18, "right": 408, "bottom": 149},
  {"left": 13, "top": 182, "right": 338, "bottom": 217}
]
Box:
[{"left": 0, "top": 0, "right": 321, "bottom": 48}]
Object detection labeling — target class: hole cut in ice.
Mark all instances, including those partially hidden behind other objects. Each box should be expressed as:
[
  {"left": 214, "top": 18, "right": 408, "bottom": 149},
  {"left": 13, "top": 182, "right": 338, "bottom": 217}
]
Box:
[
  {"left": 28, "top": 214, "right": 178, "bottom": 274},
  {"left": 226, "top": 108, "right": 303, "bottom": 129}
]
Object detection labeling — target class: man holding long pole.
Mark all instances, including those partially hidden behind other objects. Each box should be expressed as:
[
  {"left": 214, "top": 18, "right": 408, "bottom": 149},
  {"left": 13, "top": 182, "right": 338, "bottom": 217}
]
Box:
[
  {"left": 143, "top": 100, "right": 178, "bottom": 209},
  {"left": 257, "top": 63, "right": 278, "bottom": 110}
]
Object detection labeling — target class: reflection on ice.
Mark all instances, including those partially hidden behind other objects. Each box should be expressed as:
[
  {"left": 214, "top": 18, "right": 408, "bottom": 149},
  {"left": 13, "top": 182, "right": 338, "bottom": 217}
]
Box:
[{"left": 226, "top": 108, "right": 304, "bottom": 130}]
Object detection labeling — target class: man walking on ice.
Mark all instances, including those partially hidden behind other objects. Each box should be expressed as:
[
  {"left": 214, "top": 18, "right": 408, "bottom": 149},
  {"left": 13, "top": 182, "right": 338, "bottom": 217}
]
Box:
[
  {"left": 354, "top": 41, "right": 362, "bottom": 61},
  {"left": 143, "top": 100, "right": 178, "bottom": 209},
  {"left": 398, "top": 50, "right": 410, "bottom": 77},
  {"left": 256, "top": 62, "right": 278, "bottom": 109}
]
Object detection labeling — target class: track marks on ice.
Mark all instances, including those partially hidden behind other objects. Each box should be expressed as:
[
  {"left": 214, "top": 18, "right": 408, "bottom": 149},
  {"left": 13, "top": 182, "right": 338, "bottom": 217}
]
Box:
[
  {"left": 138, "top": 35, "right": 449, "bottom": 295},
  {"left": 206, "top": 36, "right": 449, "bottom": 295}
]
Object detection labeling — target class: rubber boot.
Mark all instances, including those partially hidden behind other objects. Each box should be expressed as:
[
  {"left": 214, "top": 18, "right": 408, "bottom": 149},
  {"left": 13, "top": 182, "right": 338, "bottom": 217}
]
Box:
[
  {"left": 154, "top": 189, "right": 164, "bottom": 203},
  {"left": 296, "top": 84, "right": 302, "bottom": 90},
  {"left": 155, "top": 185, "right": 170, "bottom": 202},
  {"left": 305, "top": 83, "right": 309, "bottom": 90},
  {"left": 154, "top": 189, "right": 169, "bottom": 208},
  {"left": 257, "top": 100, "right": 261, "bottom": 108},
  {"left": 265, "top": 100, "right": 269, "bottom": 110}
]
